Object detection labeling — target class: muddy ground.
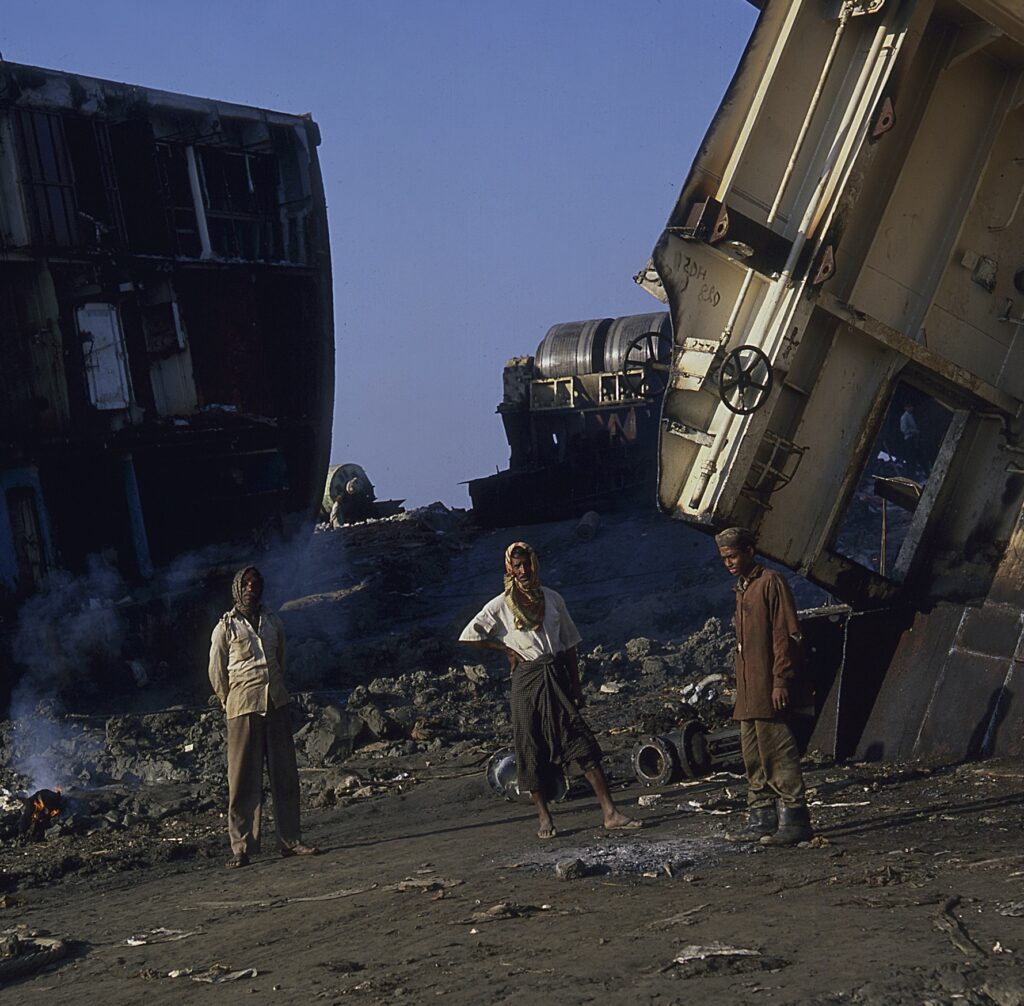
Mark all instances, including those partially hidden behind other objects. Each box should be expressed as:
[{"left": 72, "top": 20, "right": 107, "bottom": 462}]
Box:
[
  {"left": 4, "top": 757, "right": 1024, "bottom": 1005},
  {"left": 2, "top": 508, "right": 1024, "bottom": 1003}
]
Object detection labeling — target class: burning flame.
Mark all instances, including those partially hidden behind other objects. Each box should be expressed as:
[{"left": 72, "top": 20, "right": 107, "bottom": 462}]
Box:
[
  {"left": 32, "top": 791, "right": 62, "bottom": 819},
  {"left": 24, "top": 787, "right": 63, "bottom": 839}
]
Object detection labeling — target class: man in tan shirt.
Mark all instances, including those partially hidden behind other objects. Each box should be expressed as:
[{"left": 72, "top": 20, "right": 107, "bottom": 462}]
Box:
[
  {"left": 716, "top": 527, "right": 813, "bottom": 846},
  {"left": 209, "top": 566, "right": 317, "bottom": 868}
]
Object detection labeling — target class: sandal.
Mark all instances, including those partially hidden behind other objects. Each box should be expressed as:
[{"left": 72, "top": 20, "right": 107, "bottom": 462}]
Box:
[
  {"left": 280, "top": 842, "right": 319, "bottom": 857},
  {"left": 603, "top": 817, "right": 642, "bottom": 831},
  {"left": 537, "top": 825, "right": 557, "bottom": 840},
  {"left": 225, "top": 852, "right": 250, "bottom": 869}
]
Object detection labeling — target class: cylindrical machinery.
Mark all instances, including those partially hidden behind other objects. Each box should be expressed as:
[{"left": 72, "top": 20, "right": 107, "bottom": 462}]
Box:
[
  {"left": 603, "top": 312, "right": 671, "bottom": 374},
  {"left": 631, "top": 720, "right": 742, "bottom": 787},
  {"left": 534, "top": 318, "right": 612, "bottom": 379},
  {"left": 323, "top": 463, "right": 374, "bottom": 512}
]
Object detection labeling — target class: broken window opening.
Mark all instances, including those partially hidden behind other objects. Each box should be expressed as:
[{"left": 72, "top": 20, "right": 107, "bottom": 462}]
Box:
[
  {"left": 197, "top": 148, "right": 281, "bottom": 261},
  {"left": 833, "top": 383, "right": 954, "bottom": 580},
  {"left": 62, "top": 115, "right": 126, "bottom": 248},
  {"left": 13, "top": 110, "right": 126, "bottom": 249},
  {"left": 13, "top": 110, "right": 78, "bottom": 247},
  {"left": 154, "top": 142, "right": 203, "bottom": 258}
]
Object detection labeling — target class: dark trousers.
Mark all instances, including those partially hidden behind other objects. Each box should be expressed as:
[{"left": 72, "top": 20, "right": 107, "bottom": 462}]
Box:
[
  {"left": 511, "top": 656, "right": 601, "bottom": 798},
  {"left": 226, "top": 704, "right": 302, "bottom": 855},
  {"left": 740, "top": 719, "right": 806, "bottom": 809}
]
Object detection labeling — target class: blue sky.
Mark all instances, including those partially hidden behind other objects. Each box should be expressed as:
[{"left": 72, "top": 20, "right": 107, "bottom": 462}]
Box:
[{"left": 3, "top": 1, "right": 757, "bottom": 507}]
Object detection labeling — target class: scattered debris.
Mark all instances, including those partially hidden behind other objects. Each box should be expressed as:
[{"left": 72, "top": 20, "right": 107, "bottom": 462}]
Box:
[
  {"left": 635, "top": 905, "right": 709, "bottom": 932},
  {"left": 184, "top": 965, "right": 259, "bottom": 983},
  {"left": 0, "top": 931, "right": 68, "bottom": 985},
  {"left": 458, "top": 902, "right": 547, "bottom": 925},
  {"left": 665, "top": 942, "right": 789, "bottom": 979},
  {"left": 126, "top": 928, "right": 196, "bottom": 946},
  {"left": 384, "top": 876, "right": 463, "bottom": 894},
  {"left": 673, "top": 942, "right": 761, "bottom": 964},
  {"left": 934, "top": 896, "right": 987, "bottom": 958}
]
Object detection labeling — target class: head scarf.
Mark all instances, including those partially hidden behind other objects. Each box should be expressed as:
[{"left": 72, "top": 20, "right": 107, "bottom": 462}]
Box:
[
  {"left": 503, "top": 542, "right": 545, "bottom": 631},
  {"left": 714, "top": 526, "right": 757, "bottom": 551},
  {"left": 232, "top": 566, "right": 263, "bottom": 617}
]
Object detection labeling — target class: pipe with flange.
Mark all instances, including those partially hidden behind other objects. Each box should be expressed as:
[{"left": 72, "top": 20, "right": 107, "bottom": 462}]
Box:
[{"left": 632, "top": 720, "right": 742, "bottom": 787}]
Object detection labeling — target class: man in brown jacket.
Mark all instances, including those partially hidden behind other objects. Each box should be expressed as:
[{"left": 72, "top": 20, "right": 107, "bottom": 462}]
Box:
[{"left": 716, "top": 527, "right": 813, "bottom": 846}]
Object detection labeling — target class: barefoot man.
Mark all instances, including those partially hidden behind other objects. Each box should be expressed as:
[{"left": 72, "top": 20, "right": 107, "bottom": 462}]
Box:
[
  {"left": 460, "top": 542, "right": 640, "bottom": 839},
  {"left": 209, "top": 566, "right": 319, "bottom": 868}
]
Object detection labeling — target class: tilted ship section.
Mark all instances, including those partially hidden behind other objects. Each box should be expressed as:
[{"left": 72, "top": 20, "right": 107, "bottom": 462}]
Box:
[{"left": 642, "top": 0, "right": 1024, "bottom": 761}]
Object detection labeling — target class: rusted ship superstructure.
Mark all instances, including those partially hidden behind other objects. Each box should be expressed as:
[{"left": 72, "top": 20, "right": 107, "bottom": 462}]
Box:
[
  {"left": 641, "top": 0, "right": 1024, "bottom": 761},
  {"left": 469, "top": 313, "right": 671, "bottom": 526},
  {"left": 0, "top": 62, "right": 333, "bottom": 603}
]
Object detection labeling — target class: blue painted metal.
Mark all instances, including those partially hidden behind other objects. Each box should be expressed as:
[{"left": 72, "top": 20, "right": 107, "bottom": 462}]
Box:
[{"left": 120, "top": 454, "right": 153, "bottom": 580}]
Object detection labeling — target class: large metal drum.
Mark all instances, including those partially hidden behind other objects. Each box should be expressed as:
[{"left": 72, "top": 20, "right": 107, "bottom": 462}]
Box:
[
  {"left": 603, "top": 312, "right": 671, "bottom": 374},
  {"left": 534, "top": 318, "right": 612, "bottom": 379}
]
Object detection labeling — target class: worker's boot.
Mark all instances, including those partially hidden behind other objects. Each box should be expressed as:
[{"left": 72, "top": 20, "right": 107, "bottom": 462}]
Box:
[
  {"left": 724, "top": 803, "right": 778, "bottom": 842},
  {"left": 759, "top": 803, "right": 813, "bottom": 846}
]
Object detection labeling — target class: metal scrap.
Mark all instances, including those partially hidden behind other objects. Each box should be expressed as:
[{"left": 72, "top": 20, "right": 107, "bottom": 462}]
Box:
[
  {"left": 126, "top": 927, "right": 197, "bottom": 946},
  {"left": 673, "top": 942, "right": 761, "bottom": 964},
  {"left": 934, "top": 896, "right": 986, "bottom": 957}
]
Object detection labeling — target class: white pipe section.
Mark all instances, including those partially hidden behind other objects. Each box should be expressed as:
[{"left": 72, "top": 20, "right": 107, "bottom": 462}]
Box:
[
  {"left": 688, "top": 19, "right": 893, "bottom": 514},
  {"left": 185, "top": 145, "right": 213, "bottom": 260},
  {"left": 767, "top": 5, "right": 853, "bottom": 224}
]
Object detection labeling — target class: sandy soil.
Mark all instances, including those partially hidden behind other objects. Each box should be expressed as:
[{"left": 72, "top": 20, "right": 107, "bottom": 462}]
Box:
[{"left": 4, "top": 756, "right": 1024, "bottom": 1005}]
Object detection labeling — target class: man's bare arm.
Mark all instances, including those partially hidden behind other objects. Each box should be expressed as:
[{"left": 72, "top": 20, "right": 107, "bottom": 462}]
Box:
[{"left": 461, "top": 637, "right": 524, "bottom": 671}]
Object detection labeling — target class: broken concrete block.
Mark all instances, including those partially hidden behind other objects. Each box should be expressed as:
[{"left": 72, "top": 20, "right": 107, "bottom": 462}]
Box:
[
  {"left": 463, "top": 664, "right": 488, "bottom": 685},
  {"left": 300, "top": 705, "right": 368, "bottom": 764},
  {"left": 625, "top": 637, "right": 653, "bottom": 661},
  {"left": 356, "top": 704, "right": 401, "bottom": 742},
  {"left": 555, "top": 858, "right": 589, "bottom": 880}
]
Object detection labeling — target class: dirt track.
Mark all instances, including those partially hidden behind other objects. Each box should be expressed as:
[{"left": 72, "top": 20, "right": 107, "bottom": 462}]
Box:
[{"left": 5, "top": 756, "right": 1024, "bottom": 1005}]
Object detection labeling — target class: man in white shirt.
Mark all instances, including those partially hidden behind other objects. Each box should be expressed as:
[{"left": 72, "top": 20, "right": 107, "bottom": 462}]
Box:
[
  {"left": 460, "top": 542, "right": 640, "bottom": 839},
  {"left": 209, "top": 566, "right": 318, "bottom": 868}
]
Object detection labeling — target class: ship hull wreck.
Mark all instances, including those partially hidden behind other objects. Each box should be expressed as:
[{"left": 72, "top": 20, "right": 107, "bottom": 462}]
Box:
[
  {"left": 0, "top": 63, "right": 334, "bottom": 606},
  {"left": 641, "top": 0, "right": 1024, "bottom": 762}
]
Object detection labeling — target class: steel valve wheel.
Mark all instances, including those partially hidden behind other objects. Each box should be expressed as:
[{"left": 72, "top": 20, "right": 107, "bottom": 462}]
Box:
[
  {"left": 622, "top": 331, "right": 671, "bottom": 398},
  {"left": 717, "top": 345, "right": 773, "bottom": 415}
]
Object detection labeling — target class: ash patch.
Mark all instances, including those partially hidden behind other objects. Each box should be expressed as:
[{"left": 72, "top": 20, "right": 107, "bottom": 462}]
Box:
[{"left": 514, "top": 833, "right": 738, "bottom": 877}]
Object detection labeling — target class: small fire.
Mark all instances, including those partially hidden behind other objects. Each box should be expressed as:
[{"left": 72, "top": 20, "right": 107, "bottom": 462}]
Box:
[{"left": 21, "top": 788, "right": 64, "bottom": 841}]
